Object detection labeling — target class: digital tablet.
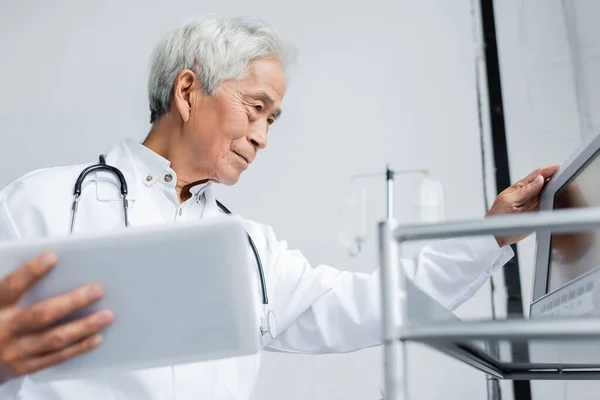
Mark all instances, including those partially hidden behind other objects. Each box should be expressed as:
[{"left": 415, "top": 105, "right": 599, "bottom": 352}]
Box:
[{"left": 0, "top": 216, "right": 261, "bottom": 381}]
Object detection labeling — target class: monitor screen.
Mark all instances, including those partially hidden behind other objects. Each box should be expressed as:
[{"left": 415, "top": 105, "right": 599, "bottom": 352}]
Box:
[{"left": 547, "top": 150, "right": 600, "bottom": 294}]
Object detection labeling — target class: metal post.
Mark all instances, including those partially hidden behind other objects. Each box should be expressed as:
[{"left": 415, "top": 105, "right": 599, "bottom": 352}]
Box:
[
  {"left": 379, "top": 219, "right": 408, "bottom": 400},
  {"left": 485, "top": 341, "right": 503, "bottom": 400},
  {"left": 386, "top": 165, "right": 394, "bottom": 220}
]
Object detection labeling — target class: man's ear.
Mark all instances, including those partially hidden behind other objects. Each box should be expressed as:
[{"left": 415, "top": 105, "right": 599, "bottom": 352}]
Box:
[{"left": 172, "top": 69, "right": 198, "bottom": 123}]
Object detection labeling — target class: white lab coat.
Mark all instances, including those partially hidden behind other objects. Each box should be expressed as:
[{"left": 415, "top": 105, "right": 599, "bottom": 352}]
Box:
[{"left": 0, "top": 140, "right": 514, "bottom": 399}]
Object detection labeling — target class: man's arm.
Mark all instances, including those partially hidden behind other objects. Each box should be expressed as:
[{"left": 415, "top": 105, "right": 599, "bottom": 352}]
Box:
[
  {"left": 262, "top": 234, "right": 511, "bottom": 354},
  {"left": 262, "top": 165, "right": 559, "bottom": 354}
]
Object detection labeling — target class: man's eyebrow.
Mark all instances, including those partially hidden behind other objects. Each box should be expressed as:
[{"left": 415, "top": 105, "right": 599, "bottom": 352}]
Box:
[{"left": 250, "top": 91, "right": 274, "bottom": 106}]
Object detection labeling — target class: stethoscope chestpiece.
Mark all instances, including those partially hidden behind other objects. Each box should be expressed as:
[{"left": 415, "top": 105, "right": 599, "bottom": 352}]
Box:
[{"left": 260, "top": 306, "right": 277, "bottom": 340}]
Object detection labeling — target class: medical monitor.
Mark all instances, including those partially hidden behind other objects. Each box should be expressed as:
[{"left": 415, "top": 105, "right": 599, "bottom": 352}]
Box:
[{"left": 530, "top": 132, "right": 600, "bottom": 317}]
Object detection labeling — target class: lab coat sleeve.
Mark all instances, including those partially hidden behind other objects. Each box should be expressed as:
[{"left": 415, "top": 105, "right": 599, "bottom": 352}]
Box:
[
  {"left": 263, "top": 229, "right": 513, "bottom": 354},
  {"left": 0, "top": 189, "right": 23, "bottom": 241}
]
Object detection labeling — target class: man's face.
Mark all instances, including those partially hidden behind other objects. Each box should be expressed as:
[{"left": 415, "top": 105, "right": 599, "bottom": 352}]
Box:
[{"left": 182, "top": 58, "right": 286, "bottom": 185}]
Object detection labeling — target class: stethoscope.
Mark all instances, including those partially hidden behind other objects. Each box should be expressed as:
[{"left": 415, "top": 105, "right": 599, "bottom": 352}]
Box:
[{"left": 70, "top": 155, "right": 277, "bottom": 340}]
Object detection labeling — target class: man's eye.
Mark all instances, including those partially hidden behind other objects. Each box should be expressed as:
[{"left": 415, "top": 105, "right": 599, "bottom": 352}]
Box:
[
  {"left": 267, "top": 118, "right": 275, "bottom": 125},
  {"left": 254, "top": 105, "right": 263, "bottom": 112}
]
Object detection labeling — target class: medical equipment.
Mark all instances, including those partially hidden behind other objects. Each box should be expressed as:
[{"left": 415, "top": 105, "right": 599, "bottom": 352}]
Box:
[
  {"left": 215, "top": 200, "right": 276, "bottom": 339},
  {"left": 71, "top": 155, "right": 130, "bottom": 232},
  {"left": 377, "top": 132, "right": 600, "bottom": 399},
  {"left": 379, "top": 208, "right": 600, "bottom": 399},
  {"left": 339, "top": 165, "right": 444, "bottom": 257},
  {"left": 530, "top": 131, "right": 600, "bottom": 318},
  {"left": 71, "top": 155, "right": 276, "bottom": 340}
]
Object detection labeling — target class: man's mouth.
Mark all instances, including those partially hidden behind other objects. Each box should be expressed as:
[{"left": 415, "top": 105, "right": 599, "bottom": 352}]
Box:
[{"left": 233, "top": 151, "right": 249, "bottom": 164}]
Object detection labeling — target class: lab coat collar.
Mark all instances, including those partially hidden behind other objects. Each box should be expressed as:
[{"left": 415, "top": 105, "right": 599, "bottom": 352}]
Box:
[
  {"left": 108, "top": 138, "right": 213, "bottom": 200},
  {"left": 95, "top": 138, "right": 223, "bottom": 226},
  {"left": 189, "top": 181, "right": 212, "bottom": 197},
  {"left": 123, "top": 138, "right": 171, "bottom": 189},
  {"left": 201, "top": 184, "right": 225, "bottom": 219}
]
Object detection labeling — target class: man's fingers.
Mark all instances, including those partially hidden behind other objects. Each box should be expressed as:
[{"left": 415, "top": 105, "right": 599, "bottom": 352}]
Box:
[
  {"left": 521, "top": 164, "right": 561, "bottom": 185},
  {"left": 8, "top": 310, "right": 113, "bottom": 359},
  {"left": 0, "top": 253, "right": 57, "bottom": 306},
  {"left": 518, "top": 175, "right": 545, "bottom": 203},
  {"left": 14, "top": 285, "right": 105, "bottom": 334},
  {"left": 11, "top": 334, "right": 103, "bottom": 376}
]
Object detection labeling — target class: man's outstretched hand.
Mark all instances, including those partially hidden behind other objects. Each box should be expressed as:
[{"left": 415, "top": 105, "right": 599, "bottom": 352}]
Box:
[{"left": 487, "top": 164, "right": 561, "bottom": 247}]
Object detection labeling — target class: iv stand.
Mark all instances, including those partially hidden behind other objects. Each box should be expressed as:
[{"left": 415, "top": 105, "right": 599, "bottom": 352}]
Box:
[
  {"left": 360, "top": 165, "right": 427, "bottom": 400},
  {"left": 346, "top": 166, "right": 429, "bottom": 258},
  {"left": 350, "top": 165, "right": 429, "bottom": 221},
  {"left": 382, "top": 165, "right": 412, "bottom": 400},
  {"left": 350, "top": 165, "right": 430, "bottom": 400}
]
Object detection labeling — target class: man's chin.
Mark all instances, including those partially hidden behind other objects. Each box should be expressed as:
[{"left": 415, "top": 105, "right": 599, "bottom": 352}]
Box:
[{"left": 216, "top": 170, "right": 243, "bottom": 186}]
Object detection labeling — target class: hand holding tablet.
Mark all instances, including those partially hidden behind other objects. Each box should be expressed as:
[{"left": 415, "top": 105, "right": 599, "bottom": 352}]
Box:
[
  {"left": 0, "top": 217, "right": 260, "bottom": 383},
  {"left": 0, "top": 253, "right": 114, "bottom": 384}
]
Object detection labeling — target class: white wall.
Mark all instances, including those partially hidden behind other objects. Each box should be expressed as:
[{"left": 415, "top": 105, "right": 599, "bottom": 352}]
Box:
[
  {"left": 562, "top": 0, "right": 600, "bottom": 141},
  {"left": 1, "top": 1, "right": 509, "bottom": 399}
]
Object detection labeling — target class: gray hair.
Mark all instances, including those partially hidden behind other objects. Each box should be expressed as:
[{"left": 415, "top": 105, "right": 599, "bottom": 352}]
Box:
[{"left": 147, "top": 15, "right": 296, "bottom": 123}]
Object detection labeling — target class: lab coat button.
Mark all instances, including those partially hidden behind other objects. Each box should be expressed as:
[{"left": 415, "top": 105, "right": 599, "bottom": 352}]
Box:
[{"left": 164, "top": 174, "right": 173, "bottom": 182}]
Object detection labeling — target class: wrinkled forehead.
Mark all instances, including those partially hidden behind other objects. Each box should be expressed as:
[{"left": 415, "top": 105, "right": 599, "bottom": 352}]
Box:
[{"left": 244, "top": 58, "right": 287, "bottom": 101}]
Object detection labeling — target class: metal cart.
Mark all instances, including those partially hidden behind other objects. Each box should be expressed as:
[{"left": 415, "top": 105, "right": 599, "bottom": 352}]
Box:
[{"left": 377, "top": 207, "right": 600, "bottom": 400}]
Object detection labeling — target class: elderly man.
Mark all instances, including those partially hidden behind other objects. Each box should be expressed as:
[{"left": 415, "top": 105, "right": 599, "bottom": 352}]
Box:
[{"left": 0, "top": 15, "right": 557, "bottom": 400}]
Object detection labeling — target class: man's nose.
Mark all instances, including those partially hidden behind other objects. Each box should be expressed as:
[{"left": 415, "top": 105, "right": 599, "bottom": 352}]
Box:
[{"left": 248, "top": 125, "right": 268, "bottom": 149}]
